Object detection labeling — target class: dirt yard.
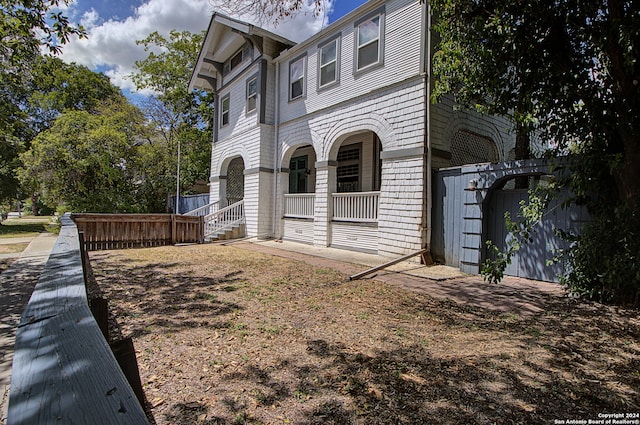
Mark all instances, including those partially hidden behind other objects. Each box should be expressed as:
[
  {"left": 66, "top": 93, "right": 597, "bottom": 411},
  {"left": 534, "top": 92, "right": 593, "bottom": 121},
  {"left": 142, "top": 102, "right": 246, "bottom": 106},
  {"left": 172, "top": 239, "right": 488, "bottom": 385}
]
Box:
[{"left": 88, "top": 244, "right": 640, "bottom": 425}]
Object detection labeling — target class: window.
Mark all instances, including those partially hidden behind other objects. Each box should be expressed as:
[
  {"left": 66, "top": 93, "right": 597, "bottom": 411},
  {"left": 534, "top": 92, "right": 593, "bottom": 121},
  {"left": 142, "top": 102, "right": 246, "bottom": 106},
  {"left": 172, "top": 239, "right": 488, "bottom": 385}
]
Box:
[
  {"left": 246, "top": 77, "right": 257, "bottom": 113},
  {"left": 337, "top": 144, "right": 361, "bottom": 192},
  {"left": 289, "top": 56, "right": 305, "bottom": 101},
  {"left": 356, "top": 12, "right": 383, "bottom": 71},
  {"left": 221, "top": 95, "right": 230, "bottom": 127},
  {"left": 319, "top": 37, "right": 339, "bottom": 88},
  {"left": 223, "top": 44, "right": 252, "bottom": 76}
]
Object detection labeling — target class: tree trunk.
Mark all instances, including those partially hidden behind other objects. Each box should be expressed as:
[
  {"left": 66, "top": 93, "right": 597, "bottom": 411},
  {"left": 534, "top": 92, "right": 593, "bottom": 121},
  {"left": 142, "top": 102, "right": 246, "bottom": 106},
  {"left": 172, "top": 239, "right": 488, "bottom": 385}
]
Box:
[{"left": 31, "top": 193, "right": 39, "bottom": 216}]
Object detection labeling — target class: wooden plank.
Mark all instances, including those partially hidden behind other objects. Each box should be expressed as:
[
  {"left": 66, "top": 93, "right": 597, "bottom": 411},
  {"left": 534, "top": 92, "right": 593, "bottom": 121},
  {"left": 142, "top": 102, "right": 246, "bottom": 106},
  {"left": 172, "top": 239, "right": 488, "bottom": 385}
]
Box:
[
  {"left": 349, "top": 249, "right": 429, "bottom": 281},
  {"left": 9, "top": 307, "right": 148, "bottom": 424}
]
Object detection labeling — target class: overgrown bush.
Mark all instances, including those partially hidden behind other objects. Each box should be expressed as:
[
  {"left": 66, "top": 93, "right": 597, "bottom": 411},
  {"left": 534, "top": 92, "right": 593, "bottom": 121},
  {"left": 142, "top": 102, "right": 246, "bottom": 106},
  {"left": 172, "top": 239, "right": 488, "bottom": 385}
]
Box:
[{"left": 558, "top": 204, "right": 640, "bottom": 308}]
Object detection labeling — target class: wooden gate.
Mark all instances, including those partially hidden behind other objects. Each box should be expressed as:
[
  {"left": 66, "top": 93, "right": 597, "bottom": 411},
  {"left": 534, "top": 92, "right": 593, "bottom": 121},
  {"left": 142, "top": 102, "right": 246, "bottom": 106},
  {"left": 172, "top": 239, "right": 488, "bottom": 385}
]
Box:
[
  {"left": 431, "top": 160, "right": 589, "bottom": 282},
  {"left": 485, "top": 189, "right": 589, "bottom": 282}
]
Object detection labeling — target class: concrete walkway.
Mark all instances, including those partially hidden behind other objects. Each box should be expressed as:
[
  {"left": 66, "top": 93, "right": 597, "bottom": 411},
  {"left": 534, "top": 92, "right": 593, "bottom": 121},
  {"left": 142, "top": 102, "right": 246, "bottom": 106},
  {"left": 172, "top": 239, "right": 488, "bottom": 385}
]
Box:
[
  {"left": 233, "top": 239, "right": 567, "bottom": 317},
  {"left": 0, "top": 233, "right": 57, "bottom": 425}
]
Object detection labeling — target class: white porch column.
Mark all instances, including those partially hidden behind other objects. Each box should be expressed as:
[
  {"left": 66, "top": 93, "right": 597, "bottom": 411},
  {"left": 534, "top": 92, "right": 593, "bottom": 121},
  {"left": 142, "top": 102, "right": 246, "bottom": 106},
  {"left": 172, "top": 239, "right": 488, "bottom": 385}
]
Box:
[
  {"left": 275, "top": 168, "right": 289, "bottom": 239},
  {"left": 244, "top": 167, "right": 275, "bottom": 238},
  {"left": 313, "top": 161, "right": 337, "bottom": 247}
]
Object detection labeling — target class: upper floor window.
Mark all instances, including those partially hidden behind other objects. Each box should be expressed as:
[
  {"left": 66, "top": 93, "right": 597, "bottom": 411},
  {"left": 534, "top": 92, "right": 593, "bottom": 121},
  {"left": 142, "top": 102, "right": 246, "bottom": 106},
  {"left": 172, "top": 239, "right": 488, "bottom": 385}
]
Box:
[
  {"left": 223, "top": 44, "right": 252, "bottom": 76},
  {"left": 355, "top": 10, "right": 384, "bottom": 71},
  {"left": 319, "top": 37, "right": 339, "bottom": 88},
  {"left": 289, "top": 55, "right": 306, "bottom": 101},
  {"left": 221, "top": 95, "right": 230, "bottom": 127},
  {"left": 246, "top": 77, "right": 257, "bottom": 113}
]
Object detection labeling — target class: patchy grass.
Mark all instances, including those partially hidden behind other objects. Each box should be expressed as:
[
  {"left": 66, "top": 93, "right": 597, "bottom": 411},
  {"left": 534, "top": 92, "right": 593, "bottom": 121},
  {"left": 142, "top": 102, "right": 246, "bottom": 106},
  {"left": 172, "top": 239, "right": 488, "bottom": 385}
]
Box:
[
  {"left": 0, "top": 218, "right": 52, "bottom": 238},
  {"left": 89, "top": 244, "right": 640, "bottom": 425}
]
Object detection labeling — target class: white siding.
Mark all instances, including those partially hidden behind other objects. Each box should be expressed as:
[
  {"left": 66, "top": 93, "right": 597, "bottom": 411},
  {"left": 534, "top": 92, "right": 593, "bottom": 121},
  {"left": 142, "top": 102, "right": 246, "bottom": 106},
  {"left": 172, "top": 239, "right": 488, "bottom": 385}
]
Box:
[
  {"left": 279, "top": 77, "right": 426, "bottom": 162},
  {"left": 283, "top": 219, "right": 314, "bottom": 244},
  {"left": 378, "top": 157, "right": 425, "bottom": 256},
  {"left": 277, "top": 0, "right": 423, "bottom": 123},
  {"left": 217, "top": 62, "right": 262, "bottom": 142},
  {"left": 330, "top": 223, "right": 379, "bottom": 253}
]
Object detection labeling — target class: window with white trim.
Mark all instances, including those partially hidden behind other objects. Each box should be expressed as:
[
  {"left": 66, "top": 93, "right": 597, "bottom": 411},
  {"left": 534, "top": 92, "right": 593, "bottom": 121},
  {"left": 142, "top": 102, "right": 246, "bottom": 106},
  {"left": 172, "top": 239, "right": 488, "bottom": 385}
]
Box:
[
  {"left": 319, "top": 37, "right": 339, "bottom": 88},
  {"left": 289, "top": 56, "right": 305, "bottom": 101},
  {"left": 221, "top": 95, "right": 230, "bottom": 127},
  {"left": 246, "top": 77, "right": 257, "bottom": 113},
  {"left": 356, "top": 13, "right": 383, "bottom": 71}
]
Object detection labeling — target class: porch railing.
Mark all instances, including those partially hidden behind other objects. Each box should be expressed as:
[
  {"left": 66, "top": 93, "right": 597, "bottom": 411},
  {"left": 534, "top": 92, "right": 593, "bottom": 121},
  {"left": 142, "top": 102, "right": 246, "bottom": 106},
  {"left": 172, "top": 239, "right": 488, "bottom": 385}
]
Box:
[
  {"left": 185, "top": 200, "right": 220, "bottom": 217},
  {"left": 204, "top": 199, "right": 245, "bottom": 238},
  {"left": 332, "top": 191, "right": 380, "bottom": 223},
  {"left": 283, "top": 193, "right": 316, "bottom": 219}
]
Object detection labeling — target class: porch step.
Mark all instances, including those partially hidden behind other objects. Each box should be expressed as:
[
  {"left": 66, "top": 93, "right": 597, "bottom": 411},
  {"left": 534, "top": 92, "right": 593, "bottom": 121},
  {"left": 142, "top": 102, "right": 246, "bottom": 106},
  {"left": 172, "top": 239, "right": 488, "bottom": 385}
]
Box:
[{"left": 205, "top": 223, "right": 246, "bottom": 242}]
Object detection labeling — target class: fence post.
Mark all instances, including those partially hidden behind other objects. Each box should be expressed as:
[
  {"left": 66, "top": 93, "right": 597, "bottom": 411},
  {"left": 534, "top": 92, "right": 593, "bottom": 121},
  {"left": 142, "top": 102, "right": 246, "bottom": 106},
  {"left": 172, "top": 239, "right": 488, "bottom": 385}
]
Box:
[
  {"left": 199, "top": 215, "right": 205, "bottom": 244},
  {"left": 171, "top": 214, "right": 177, "bottom": 245}
]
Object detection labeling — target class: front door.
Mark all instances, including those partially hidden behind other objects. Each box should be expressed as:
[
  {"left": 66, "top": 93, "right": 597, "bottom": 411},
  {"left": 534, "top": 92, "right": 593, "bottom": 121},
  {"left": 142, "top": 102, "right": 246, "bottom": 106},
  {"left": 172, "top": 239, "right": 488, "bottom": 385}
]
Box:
[{"left": 289, "top": 156, "right": 308, "bottom": 193}]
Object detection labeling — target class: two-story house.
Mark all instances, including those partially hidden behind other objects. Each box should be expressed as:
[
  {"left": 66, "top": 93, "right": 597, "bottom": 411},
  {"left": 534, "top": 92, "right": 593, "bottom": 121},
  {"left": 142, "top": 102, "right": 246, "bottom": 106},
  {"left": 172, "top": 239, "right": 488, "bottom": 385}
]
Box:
[{"left": 188, "top": 0, "right": 515, "bottom": 259}]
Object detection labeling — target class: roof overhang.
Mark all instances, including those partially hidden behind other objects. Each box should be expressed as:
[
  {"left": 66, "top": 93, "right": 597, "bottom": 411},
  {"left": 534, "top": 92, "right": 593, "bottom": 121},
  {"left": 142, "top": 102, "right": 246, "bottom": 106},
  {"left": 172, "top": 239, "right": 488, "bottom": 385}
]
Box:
[{"left": 189, "top": 13, "right": 295, "bottom": 93}]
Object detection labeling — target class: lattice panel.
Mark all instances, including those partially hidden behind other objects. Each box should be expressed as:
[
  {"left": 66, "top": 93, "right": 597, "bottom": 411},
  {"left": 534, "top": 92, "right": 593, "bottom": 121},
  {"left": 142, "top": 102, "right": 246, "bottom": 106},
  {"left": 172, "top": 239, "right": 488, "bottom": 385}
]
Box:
[
  {"left": 450, "top": 130, "right": 499, "bottom": 166},
  {"left": 226, "top": 157, "right": 244, "bottom": 203}
]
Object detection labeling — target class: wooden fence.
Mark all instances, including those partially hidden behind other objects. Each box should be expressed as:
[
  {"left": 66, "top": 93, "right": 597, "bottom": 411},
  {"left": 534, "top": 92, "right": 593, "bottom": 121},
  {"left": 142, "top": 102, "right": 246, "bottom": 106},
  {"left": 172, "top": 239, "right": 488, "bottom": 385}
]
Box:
[
  {"left": 71, "top": 213, "right": 204, "bottom": 251},
  {"left": 8, "top": 215, "right": 148, "bottom": 424}
]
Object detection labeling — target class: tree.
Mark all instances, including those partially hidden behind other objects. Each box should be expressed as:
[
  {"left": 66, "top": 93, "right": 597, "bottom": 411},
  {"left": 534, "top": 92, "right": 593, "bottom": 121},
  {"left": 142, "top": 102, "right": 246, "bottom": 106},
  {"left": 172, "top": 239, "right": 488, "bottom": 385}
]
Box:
[
  {"left": 432, "top": 0, "right": 640, "bottom": 305},
  {"left": 0, "top": 0, "right": 85, "bottom": 206},
  {"left": 212, "top": 0, "right": 326, "bottom": 25},
  {"left": 26, "top": 55, "right": 122, "bottom": 132},
  {"left": 19, "top": 98, "right": 152, "bottom": 213},
  {"left": 131, "top": 30, "right": 214, "bottom": 207},
  {"left": 15, "top": 56, "right": 123, "bottom": 214},
  {"left": 0, "top": 0, "right": 85, "bottom": 69}
]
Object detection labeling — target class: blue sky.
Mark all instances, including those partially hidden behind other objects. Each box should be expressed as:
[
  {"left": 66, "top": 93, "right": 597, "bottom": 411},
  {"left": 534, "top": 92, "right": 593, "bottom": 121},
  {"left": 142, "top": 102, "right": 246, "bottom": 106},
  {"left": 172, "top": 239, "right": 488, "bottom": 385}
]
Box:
[{"left": 58, "top": 0, "right": 367, "bottom": 94}]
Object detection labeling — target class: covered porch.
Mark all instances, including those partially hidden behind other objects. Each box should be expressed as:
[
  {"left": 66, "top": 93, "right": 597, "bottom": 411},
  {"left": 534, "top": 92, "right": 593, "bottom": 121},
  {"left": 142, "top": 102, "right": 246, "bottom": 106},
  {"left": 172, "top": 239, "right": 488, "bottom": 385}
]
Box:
[{"left": 281, "top": 132, "right": 382, "bottom": 253}]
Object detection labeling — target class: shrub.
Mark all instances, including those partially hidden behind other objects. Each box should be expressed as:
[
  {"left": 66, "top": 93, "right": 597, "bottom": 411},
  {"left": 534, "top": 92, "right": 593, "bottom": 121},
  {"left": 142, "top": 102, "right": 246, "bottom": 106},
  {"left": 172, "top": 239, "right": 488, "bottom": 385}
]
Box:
[{"left": 558, "top": 203, "right": 640, "bottom": 308}]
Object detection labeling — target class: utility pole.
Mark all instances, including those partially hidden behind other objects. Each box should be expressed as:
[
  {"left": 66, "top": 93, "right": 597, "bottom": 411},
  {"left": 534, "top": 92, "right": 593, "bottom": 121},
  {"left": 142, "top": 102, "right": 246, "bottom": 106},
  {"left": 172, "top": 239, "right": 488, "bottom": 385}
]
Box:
[{"left": 175, "top": 140, "right": 181, "bottom": 214}]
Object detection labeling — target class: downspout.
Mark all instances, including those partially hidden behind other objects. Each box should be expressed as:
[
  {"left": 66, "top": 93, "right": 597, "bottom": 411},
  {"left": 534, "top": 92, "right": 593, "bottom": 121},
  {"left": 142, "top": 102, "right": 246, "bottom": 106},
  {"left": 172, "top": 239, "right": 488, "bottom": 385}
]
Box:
[
  {"left": 424, "top": 0, "right": 433, "bottom": 254},
  {"left": 272, "top": 60, "right": 280, "bottom": 239}
]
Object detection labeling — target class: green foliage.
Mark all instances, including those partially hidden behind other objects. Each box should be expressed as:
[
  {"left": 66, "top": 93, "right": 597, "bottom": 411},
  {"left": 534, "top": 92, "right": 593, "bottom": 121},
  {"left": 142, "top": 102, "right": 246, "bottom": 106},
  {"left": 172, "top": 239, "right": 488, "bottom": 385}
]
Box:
[
  {"left": 26, "top": 56, "right": 122, "bottom": 132},
  {"left": 0, "top": 0, "right": 86, "bottom": 70},
  {"left": 0, "top": 0, "right": 87, "bottom": 205},
  {"left": 131, "top": 30, "right": 213, "bottom": 198},
  {"left": 19, "top": 98, "right": 152, "bottom": 212},
  {"left": 0, "top": 221, "right": 49, "bottom": 237},
  {"left": 556, "top": 204, "right": 640, "bottom": 308},
  {"left": 434, "top": 0, "right": 640, "bottom": 305}
]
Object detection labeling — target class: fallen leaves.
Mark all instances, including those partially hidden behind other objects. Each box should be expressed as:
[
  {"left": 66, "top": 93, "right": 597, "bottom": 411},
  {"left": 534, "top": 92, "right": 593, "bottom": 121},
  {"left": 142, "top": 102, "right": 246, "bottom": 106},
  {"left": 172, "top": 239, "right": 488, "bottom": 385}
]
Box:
[{"left": 89, "top": 245, "right": 640, "bottom": 425}]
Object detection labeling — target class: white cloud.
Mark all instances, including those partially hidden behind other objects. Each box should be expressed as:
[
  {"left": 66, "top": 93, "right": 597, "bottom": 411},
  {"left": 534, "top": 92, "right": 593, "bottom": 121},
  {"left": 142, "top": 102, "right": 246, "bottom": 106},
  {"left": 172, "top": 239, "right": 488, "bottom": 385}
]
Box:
[
  {"left": 80, "top": 8, "right": 101, "bottom": 29},
  {"left": 59, "top": 0, "right": 329, "bottom": 93}
]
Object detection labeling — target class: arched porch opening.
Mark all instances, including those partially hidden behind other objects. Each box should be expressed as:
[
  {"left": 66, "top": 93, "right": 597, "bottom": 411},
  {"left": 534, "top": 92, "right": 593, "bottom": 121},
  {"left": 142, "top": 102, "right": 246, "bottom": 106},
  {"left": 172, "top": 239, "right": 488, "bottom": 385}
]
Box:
[
  {"left": 224, "top": 156, "right": 245, "bottom": 206},
  {"left": 280, "top": 145, "right": 318, "bottom": 243},
  {"left": 330, "top": 131, "right": 382, "bottom": 223}
]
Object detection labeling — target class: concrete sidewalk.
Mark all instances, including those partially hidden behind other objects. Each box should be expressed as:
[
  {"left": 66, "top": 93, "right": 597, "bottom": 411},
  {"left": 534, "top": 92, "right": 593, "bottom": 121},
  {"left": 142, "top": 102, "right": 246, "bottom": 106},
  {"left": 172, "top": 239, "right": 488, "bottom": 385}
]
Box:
[
  {"left": 0, "top": 233, "right": 57, "bottom": 425},
  {"left": 233, "top": 239, "right": 567, "bottom": 317}
]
